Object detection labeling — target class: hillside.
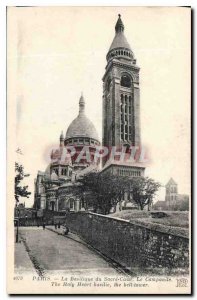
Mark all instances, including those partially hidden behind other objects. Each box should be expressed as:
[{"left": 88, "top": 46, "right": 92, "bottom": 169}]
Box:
[{"left": 111, "top": 210, "right": 189, "bottom": 238}]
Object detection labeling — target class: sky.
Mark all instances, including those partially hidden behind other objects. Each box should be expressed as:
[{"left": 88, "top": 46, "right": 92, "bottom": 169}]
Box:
[{"left": 7, "top": 7, "right": 191, "bottom": 207}]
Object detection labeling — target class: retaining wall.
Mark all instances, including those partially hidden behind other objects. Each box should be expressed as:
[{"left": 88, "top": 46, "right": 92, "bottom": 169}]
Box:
[{"left": 66, "top": 212, "right": 189, "bottom": 272}]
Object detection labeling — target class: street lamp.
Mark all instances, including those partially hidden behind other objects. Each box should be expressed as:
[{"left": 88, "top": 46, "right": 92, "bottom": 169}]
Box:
[{"left": 25, "top": 215, "right": 28, "bottom": 226}]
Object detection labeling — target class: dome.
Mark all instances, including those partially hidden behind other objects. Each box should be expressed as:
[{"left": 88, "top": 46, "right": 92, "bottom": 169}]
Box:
[
  {"left": 65, "top": 94, "right": 99, "bottom": 141},
  {"left": 51, "top": 148, "right": 62, "bottom": 161},
  {"left": 66, "top": 114, "right": 99, "bottom": 141}
]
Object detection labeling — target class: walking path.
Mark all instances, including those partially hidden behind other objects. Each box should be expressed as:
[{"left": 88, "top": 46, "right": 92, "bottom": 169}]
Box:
[
  {"left": 46, "top": 226, "right": 86, "bottom": 245},
  {"left": 15, "top": 227, "right": 121, "bottom": 276},
  {"left": 14, "top": 240, "right": 37, "bottom": 275}
]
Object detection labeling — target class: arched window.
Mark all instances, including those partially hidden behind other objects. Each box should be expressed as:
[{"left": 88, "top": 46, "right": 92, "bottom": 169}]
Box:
[
  {"left": 69, "top": 199, "right": 74, "bottom": 209},
  {"left": 121, "top": 74, "right": 132, "bottom": 88}
]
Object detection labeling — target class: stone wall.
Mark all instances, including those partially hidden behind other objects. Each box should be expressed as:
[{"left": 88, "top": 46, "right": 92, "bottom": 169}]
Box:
[{"left": 66, "top": 212, "right": 189, "bottom": 272}]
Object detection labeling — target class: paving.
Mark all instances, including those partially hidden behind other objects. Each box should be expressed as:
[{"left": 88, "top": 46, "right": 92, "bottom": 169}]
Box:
[
  {"left": 46, "top": 225, "right": 86, "bottom": 245},
  {"left": 14, "top": 238, "right": 37, "bottom": 275},
  {"left": 15, "top": 227, "right": 121, "bottom": 276}
]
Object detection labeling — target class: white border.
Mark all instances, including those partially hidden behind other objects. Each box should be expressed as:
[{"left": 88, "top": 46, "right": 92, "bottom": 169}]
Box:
[
  {"left": 0, "top": 1, "right": 194, "bottom": 299},
  {"left": 2, "top": 0, "right": 195, "bottom": 6}
]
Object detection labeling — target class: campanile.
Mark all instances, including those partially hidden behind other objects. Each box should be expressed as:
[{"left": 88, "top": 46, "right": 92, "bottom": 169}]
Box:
[{"left": 102, "top": 15, "right": 141, "bottom": 161}]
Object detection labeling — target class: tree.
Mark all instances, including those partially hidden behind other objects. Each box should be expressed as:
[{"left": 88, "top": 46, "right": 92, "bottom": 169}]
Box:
[
  {"left": 78, "top": 172, "right": 128, "bottom": 214},
  {"left": 79, "top": 173, "right": 161, "bottom": 213},
  {"left": 130, "top": 177, "right": 161, "bottom": 210},
  {"left": 172, "top": 199, "right": 189, "bottom": 211},
  {"left": 15, "top": 162, "right": 31, "bottom": 204}
]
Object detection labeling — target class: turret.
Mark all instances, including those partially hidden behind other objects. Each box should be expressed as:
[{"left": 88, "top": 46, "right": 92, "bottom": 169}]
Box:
[
  {"left": 60, "top": 131, "right": 64, "bottom": 147},
  {"left": 79, "top": 92, "right": 85, "bottom": 115},
  {"left": 106, "top": 14, "right": 135, "bottom": 63}
]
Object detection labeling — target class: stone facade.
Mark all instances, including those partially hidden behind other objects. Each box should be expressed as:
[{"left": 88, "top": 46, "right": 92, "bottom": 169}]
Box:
[
  {"left": 102, "top": 15, "right": 140, "bottom": 155},
  {"left": 165, "top": 178, "right": 178, "bottom": 207},
  {"left": 101, "top": 15, "right": 144, "bottom": 180},
  {"left": 66, "top": 212, "right": 189, "bottom": 273},
  {"left": 34, "top": 96, "right": 100, "bottom": 213},
  {"left": 34, "top": 15, "right": 146, "bottom": 213},
  {"left": 154, "top": 178, "right": 189, "bottom": 211}
]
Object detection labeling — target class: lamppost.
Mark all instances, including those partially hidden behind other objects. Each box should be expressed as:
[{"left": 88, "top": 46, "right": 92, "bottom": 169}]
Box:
[
  {"left": 16, "top": 207, "right": 20, "bottom": 243},
  {"left": 25, "top": 215, "right": 28, "bottom": 226}
]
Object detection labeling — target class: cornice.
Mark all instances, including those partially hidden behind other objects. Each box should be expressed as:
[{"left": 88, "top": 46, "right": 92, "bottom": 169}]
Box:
[{"left": 103, "top": 60, "right": 140, "bottom": 82}]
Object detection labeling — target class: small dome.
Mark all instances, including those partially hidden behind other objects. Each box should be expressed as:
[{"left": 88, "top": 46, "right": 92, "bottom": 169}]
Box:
[
  {"left": 65, "top": 94, "right": 99, "bottom": 141},
  {"left": 51, "top": 148, "right": 61, "bottom": 161},
  {"left": 60, "top": 151, "right": 72, "bottom": 165},
  {"left": 51, "top": 146, "right": 72, "bottom": 166},
  {"left": 51, "top": 170, "right": 58, "bottom": 181}
]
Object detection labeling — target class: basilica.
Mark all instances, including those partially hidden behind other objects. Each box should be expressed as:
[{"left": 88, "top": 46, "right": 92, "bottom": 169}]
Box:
[{"left": 34, "top": 15, "right": 145, "bottom": 213}]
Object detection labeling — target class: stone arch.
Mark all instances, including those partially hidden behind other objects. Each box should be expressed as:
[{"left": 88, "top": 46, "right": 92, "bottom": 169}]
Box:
[
  {"left": 120, "top": 73, "right": 133, "bottom": 88},
  {"left": 69, "top": 198, "right": 74, "bottom": 210}
]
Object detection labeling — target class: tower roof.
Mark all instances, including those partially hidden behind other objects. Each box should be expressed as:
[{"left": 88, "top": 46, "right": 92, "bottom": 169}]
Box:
[
  {"left": 79, "top": 93, "right": 85, "bottom": 114},
  {"left": 115, "top": 14, "right": 124, "bottom": 33},
  {"left": 65, "top": 94, "right": 99, "bottom": 141},
  {"left": 165, "top": 178, "right": 177, "bottom": 187},
  {"left": 108, "top": 14, "right": 132, "bottom": 53}
]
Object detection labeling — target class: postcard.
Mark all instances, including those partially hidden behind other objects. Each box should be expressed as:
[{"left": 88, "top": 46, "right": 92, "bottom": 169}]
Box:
[{"left": 7, "top": 6, "right": 191, "bottom": 294}]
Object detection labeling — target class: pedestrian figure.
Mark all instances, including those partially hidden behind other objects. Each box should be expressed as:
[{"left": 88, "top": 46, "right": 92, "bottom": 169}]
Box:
[
  {"left": 58, "top": 221, "right": 60, "bottom": 229},
  {"left": 63, "top": 225, "right": 69, "bottom": 235},
  {"left": 43, "top": 222, "right": 45, "bottom": 230},
  {"left": 55, "top": 223, "right": 57, "bottom": 229}
]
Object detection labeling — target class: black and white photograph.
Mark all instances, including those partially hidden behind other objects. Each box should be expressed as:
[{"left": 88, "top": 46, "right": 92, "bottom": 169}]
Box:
[{"left": 6, "top": 6, "right": 191, "bottom": 294}]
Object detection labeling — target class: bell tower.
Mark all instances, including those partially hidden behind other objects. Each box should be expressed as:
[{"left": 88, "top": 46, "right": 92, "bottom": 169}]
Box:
[{"left": 102, "top": 15, "right": 141, "bottom": 161}]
